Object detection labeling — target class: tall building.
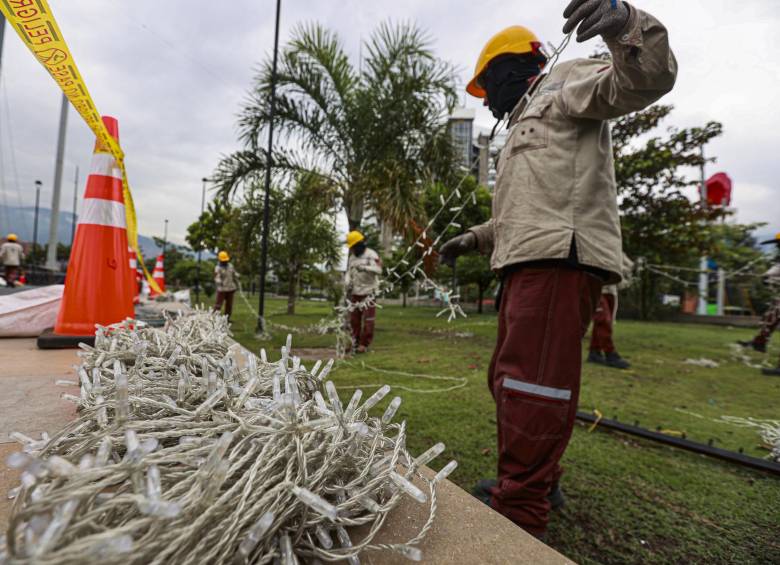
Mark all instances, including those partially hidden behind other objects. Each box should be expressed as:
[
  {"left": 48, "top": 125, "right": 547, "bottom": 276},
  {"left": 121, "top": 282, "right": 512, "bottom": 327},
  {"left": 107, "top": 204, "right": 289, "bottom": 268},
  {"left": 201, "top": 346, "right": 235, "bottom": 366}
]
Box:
[
  {"left": 448, "top": 108, "right": 476, "bottom": 171},
  {"left": 476, "top": 130, "right": 507, "bottom": 191},
  {"left": 448, "top": 108, "right": 508, "bottom": 191}
]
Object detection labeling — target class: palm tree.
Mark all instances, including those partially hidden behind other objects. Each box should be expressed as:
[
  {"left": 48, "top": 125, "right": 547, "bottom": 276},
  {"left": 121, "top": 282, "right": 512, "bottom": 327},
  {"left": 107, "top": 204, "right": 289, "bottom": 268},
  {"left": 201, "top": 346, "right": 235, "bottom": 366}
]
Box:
[{"left": 213, "top": 21, "right": 458, "bottom": 235}]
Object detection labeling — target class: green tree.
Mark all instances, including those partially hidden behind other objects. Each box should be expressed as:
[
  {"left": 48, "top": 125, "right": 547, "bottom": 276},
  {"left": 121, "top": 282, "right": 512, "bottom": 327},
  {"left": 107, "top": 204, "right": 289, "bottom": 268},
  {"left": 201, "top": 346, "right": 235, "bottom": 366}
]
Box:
[
  {"left": 186, "top": 201, "right": 235, "bottom": 254},
  {"left": 213, "top": 21, "right": 458, "bottom": 233},
  {"left": 611, "top": 104, "right": 726, "bottom": 318},
  {"left": 219, "top": 174, "right": 341, "bottom": 315},
  {"left": 708, "top": 222, "right": 772, "bottom": 314},
  {"left": 271, "top": 175, "right": 340, "bottom": 314},
  {"left": 425, "top": 177, "right": 496, "bottom": 313}
]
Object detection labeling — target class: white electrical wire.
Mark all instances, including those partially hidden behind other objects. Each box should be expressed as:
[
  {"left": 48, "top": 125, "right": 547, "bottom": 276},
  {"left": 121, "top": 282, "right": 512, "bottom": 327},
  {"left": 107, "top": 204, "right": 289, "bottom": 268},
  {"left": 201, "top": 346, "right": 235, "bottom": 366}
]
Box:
[{"left": 2, "top": 310, "right": 457, "bottom": 564}]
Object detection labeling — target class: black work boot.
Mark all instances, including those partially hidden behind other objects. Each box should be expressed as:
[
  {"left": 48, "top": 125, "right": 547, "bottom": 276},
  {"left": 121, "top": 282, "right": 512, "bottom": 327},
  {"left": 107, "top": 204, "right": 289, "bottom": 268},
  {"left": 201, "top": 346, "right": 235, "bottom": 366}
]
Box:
[
  {"left": 762, "top": 367, "right": 780, "bottom": 377},
  {"left": 472, "top": 479, "right": 497, "bottom": 507},
  {"left": 587, "top": 351, "right": 605, "bottom": 364},
  {"left": 548, "top": 484, "right": 566, "bottom": 511},
  {"left": 605, "top": 351, "right": 631, "bottom": 370},
  {"left": 738, "top": 339, "right": 767, "bottom": 353}
]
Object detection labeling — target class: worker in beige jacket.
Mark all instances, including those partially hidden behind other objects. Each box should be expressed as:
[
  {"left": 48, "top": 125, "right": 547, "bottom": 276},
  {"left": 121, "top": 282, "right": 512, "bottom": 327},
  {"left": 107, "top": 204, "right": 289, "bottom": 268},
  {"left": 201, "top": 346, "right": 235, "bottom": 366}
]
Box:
[
  {"left": 345, "top": 231, "right": 382, "bottom": 353},
  {"left": 1, "top": 233, "right": 25, "bottom": 287},
  {"left": 440, "top": 0, "right": 677, "bottom": 538},
  {"left": 213, "top": 251, "right": 238, "bottom": 321}
]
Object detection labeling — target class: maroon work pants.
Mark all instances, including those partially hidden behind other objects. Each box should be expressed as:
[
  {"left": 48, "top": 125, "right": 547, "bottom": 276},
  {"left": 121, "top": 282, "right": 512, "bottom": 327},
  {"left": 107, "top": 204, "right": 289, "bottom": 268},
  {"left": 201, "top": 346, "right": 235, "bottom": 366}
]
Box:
[
  {"left": 488, "top": 267, "right": 602, "bottom": 536},
  {"left": 4, "top": 265, "right": 19, "bottom": 287},
  {"left": 214, "top": 290, "right": 235, "bottom": 320},
  {"left": 589, "top": 294, "right": 616, "bottom": 353},
  {"left": 350, "top": 294, "right": 376, "bottom": 348}
]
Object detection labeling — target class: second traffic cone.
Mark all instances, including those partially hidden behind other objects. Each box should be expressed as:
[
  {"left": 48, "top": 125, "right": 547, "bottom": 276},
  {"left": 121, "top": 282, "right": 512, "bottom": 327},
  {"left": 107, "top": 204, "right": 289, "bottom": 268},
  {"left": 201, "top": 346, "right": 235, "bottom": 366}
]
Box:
[
  {"left": 128, "top": 246, "right": 140, "bottom": 304},
  {"left": 41, "top": 116, "right": 134, "bottom": 347},
  {"left": 149, "top": 254, "right": 166, "bottom": 296}
]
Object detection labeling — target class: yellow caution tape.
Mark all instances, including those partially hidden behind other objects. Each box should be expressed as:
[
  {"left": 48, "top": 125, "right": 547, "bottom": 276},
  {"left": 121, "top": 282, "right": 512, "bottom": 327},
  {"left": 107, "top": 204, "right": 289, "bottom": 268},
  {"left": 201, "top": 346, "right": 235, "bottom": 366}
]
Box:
[{"left": 0, "top": 0, "right": 161, "bottom": 293}]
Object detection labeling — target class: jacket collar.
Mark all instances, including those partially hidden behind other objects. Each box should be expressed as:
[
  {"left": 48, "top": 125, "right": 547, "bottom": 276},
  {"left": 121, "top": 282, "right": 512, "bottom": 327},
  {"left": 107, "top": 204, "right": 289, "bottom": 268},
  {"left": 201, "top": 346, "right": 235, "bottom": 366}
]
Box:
[{"left": 508, "top": 73, "right": 547, "bottom": 127}]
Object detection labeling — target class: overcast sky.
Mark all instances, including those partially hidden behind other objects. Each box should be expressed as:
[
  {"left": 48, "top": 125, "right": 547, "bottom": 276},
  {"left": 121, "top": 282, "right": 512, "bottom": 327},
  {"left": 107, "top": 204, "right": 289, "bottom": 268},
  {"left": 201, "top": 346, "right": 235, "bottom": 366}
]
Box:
[{"left": 0, "top": 0, "right": 777, "bottom": 247}]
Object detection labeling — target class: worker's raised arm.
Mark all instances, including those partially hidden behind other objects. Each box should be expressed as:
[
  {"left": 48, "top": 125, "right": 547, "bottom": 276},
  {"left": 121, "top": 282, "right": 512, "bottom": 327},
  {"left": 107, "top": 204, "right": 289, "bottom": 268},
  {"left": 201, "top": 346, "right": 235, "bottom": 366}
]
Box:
[{"left": 561, "top": 2, "right": 678, "bottom": 120}]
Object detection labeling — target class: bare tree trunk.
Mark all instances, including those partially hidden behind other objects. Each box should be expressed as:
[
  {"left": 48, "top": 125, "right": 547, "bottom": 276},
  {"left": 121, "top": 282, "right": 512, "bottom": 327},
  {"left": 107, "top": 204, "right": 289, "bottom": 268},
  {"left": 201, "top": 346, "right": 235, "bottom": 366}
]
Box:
[
  {"left": 287, "top": 268, "right": 299, "bottom": 315},
  {"left": 380, "top": 221, "right": 393, "bottom": 255},
  {"left": 402, "top": 290, "right": 407, "bottom": 308},
  {"left": 477, "top": 283, "right": 485, "bottom": 314},
  {"left": 345, "top": 193, "right": 365, "bottom": 230}
]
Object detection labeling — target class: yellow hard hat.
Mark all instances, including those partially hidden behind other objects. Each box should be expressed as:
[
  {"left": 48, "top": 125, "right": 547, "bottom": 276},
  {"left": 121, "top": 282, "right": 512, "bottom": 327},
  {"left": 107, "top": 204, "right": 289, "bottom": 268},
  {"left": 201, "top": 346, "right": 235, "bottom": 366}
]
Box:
[
  {"left": 218, "top": 251, "right": 230, "bottom": 262},
  {"left": 467, "top": 26, "right": 543, "bottom": 98},
  {"left": 346, "top": 230, "right": 365, "bottom": 249},
  {"left": 7, "top": 233, "right": 18, "bottom": 242}
]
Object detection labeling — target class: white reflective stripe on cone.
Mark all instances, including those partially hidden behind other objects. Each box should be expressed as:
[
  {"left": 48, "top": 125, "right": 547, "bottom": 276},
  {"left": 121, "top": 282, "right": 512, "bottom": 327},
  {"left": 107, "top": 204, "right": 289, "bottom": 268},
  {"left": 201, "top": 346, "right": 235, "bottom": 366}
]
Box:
[
  {"left": 78, "top": 198, "right": 127, "bottom": 229},
  {"left": 502, "top": 377, "right": 571, "bottom": 401},
  {"left": 90, "top": 153, "right": 122, "bottom": 180}
]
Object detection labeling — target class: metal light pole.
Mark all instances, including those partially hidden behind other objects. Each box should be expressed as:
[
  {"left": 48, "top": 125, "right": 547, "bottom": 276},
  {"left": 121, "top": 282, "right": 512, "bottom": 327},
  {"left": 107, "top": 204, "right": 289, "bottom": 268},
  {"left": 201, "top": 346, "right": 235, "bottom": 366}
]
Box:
[
  {"left": 162, "top": 219, "right": 169, "bottom": 256},
  {"left": 0, "top": 12, "right": 6, "bottom": 75},
  {"left": 32, "top": 180, "right": 42, "bottom": 264},
  {"left": 195, "top": 177, "right": 208, "bottom": 305},
  {"left": 697, "top": 145, "right": 708, "bottom": 316},
  {"left": 256, "top": 0, "right": 282, "bottom": 334},
  {"left": 45, "top": 93, "right": 69, "bottom": 271},
  {"left": 70, "top": 166, "right": 79, "bottom": 247}
]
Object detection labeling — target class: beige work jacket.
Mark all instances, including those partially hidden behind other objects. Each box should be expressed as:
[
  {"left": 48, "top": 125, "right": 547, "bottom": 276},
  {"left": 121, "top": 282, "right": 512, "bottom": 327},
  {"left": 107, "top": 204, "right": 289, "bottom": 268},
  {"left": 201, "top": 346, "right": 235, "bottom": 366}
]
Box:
[
  {"left": 214, "top": 263, "right": 238, "bottom": 293},
  {"left": 470, "top": 5, "right": 678, "bottom": 284},
  {"left": 345, "top": 248, "right": 382, "bottom": 296},
  {"left": 0, "top": 242, "right": 24, "bottom": 267}
]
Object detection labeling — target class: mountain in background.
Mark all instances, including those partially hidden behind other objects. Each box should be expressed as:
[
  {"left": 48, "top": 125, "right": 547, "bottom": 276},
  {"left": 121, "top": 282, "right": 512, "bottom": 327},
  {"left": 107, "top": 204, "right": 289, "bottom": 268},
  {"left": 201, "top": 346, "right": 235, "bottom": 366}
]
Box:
[{"left": 0, "top": 204, "right": 166, "bottom": 257}]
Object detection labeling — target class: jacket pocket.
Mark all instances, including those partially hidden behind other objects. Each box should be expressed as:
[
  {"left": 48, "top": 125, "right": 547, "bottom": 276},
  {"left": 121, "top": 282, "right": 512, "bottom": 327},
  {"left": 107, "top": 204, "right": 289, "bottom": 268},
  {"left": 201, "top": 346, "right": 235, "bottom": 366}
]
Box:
[
  {"left": 507, "top": 97, "right": 552, "bottom": 156},
  {"left": 498, "top": 377, "right": 569, "bottom": 439}
]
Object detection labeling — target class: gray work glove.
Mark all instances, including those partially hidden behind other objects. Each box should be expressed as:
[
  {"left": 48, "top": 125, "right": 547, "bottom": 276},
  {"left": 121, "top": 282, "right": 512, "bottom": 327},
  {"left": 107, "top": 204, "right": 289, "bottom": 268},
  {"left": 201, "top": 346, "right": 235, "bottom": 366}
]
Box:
[
  {"left": 439, "top": 232, "right": 477, "bottom": 266},
  {"left": 563, "top": 0, "right": 630, "bottom": 42}
]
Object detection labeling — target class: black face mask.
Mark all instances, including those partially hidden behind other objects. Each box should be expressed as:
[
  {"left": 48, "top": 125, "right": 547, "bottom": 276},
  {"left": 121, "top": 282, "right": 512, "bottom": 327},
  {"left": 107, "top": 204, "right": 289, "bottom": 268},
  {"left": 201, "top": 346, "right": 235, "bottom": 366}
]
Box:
[
  {"left": 352, "top": 242, "right": 367, "bottom": 257},
  {"left": 483, "top": 55, "right": 543, "bottom": 119}
]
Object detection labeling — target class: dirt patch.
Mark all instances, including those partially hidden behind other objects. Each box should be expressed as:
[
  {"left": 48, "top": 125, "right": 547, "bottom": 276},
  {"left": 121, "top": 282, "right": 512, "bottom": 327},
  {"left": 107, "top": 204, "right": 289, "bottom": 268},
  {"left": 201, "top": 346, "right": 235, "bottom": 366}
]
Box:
[{"left": 291, "top": 347, "right": 339, "bottom": 361}]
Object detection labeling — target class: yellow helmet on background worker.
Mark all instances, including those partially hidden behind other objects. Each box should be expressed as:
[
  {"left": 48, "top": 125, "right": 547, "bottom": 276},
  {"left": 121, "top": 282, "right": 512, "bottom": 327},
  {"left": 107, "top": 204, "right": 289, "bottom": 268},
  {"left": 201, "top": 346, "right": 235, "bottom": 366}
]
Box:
[
  {"left": 467, "top": 26, "right": 543, "bottom": 98},
  {"left": 218, "top": 251, "right": 230, "bottom": 262},
  {"left": 346, "top": 231, "right": 365, "bottom": 249},
  {"left": 7, "top": 233, "right": 18, "bottom": 242}
]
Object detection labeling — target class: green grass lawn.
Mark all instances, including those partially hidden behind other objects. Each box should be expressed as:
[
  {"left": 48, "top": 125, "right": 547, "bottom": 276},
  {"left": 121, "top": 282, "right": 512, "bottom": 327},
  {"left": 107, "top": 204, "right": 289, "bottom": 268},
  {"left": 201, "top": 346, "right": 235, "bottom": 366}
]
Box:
[{"left": 221, "top": 294, "right": 780, "bottom": 564}]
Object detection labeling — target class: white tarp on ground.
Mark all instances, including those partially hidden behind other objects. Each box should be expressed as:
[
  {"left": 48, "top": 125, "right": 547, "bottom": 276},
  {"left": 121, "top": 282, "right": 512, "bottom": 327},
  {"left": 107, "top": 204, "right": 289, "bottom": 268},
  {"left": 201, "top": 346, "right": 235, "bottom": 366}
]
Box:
[{"left": 0, "top": 285, "right": 64, "bottom": 337}]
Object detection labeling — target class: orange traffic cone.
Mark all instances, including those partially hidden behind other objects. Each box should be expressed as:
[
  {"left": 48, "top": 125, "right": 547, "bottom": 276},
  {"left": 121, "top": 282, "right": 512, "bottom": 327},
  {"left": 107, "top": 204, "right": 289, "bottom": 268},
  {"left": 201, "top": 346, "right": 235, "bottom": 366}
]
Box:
[
  {"left": 149, "top": 254, "right": 166, "bottom": 296},
  {"left": 128, "top": 246, "right": 140, "bottom": 304},
  {"left": 40, "top": 116, "right": 135, "bottom": 347}
]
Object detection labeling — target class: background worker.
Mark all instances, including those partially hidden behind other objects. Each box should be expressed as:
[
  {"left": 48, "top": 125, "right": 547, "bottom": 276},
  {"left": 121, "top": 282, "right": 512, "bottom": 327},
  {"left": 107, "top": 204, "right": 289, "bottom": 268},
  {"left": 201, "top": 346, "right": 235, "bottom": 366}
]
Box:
[
  {"left": 213, "top": 251, "right": 238, "bottom": 321},
  {"left": 739, "top": 234, "right": 780, "bottom": 376},
  {"left": 345, "top": 231, "right": 382, "bottom": 353},
  {"left": 1, "top": 233, "right": 24, "bottom": 287},
  {"left": 588, "top": 254, "right": 634, "bottom": 369},
  {"left": 440, "top": 0, "right": 676, "bottom": 539}
]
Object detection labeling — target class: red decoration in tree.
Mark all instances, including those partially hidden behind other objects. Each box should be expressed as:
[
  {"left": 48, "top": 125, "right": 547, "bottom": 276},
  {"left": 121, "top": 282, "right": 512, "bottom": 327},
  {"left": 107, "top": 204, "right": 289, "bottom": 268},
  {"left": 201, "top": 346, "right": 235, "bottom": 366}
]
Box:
[{"left": 701, "top": 172, "right": 732, "bottom": 207}]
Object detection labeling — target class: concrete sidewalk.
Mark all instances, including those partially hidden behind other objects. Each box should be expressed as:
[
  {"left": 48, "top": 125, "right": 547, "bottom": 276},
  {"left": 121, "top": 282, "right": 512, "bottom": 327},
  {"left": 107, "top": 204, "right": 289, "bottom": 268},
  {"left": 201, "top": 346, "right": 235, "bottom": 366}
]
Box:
[{"left": 0, "top": 338, "right": 572, "bottom": 564}]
